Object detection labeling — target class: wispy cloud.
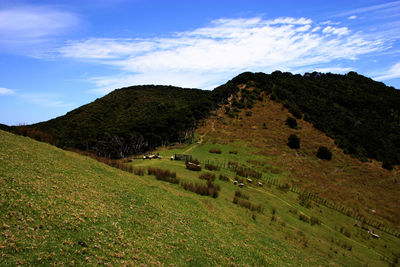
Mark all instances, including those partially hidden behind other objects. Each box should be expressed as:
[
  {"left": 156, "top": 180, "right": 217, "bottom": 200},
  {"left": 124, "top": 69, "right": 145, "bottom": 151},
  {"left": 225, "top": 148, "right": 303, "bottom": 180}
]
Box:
[
  {"left": 373, "top": 61, "right": 400, "bottom": 81},
  {"left": 0, "top": 87, "right": 15, "bottom": 95},
  {"left": 322, "top": 26, "right": 350, "bottom": 36},
  {"left": 19, "top": 93, "right": 71, "bottom": 108},
  {"left": 348, "top": 15, "right": 357, "bottom": 20},
  {"left": 0, "top": 5, "right": 79, "bottom": 55},
  {"left": 335, "top": 1, "right": 400, "bottom": 17},
  {"left": 59, "top": 16, "right": 386, "bottom": 94}
]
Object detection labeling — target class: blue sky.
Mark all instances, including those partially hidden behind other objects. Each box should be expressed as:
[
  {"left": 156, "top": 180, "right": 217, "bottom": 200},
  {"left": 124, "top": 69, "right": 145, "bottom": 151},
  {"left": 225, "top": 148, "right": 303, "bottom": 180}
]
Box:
[{"left": 0, "top": 0, "right": 400, "bottom": 125}]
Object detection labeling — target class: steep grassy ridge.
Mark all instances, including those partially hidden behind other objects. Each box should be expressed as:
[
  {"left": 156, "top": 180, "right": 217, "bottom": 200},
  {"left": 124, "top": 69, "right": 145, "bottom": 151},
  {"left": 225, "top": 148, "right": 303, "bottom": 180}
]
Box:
[{"left": 2, "top": 130, "right": 400, "bottom": 265}]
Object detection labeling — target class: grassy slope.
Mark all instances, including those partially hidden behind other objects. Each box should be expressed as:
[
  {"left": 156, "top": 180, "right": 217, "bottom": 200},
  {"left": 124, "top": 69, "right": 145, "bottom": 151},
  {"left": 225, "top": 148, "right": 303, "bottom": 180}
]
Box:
[
  {"left": 192, "top": 93, "right": 400, "bottom": 229},
  {"left": 1, "top": 129, "right": 399, "bottom": 266}
]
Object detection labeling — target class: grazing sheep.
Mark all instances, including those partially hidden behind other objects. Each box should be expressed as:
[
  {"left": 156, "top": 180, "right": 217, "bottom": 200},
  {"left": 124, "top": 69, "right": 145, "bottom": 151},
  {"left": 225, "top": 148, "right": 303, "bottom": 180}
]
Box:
[
  {"left": 233, "top": 180, "right": 238, "bottom": 185},
  {"left": 258, "top": 182, "right": 263, "bottom": 187},
  {"left": 170, "top": 156, "right": 174, "bottom": 160},
  {"left": 247, "top": 178, "right": 253, "bottom": 183},
  {"left": 238, "top": 183, "right": 244, "bottom": 188}
]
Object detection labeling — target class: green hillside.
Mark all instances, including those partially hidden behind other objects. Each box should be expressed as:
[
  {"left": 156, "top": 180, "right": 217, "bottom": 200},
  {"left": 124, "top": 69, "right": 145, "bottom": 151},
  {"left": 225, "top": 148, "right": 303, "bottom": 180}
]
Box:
[
  {"left": 17, "top": 85, "right": 217, "bottom": 158},
  {"left": 1, "top": 130, "right": 400, "bottom": 265},
  {"left": 220, "top": 71, "right": 400, "bottom": 169}
]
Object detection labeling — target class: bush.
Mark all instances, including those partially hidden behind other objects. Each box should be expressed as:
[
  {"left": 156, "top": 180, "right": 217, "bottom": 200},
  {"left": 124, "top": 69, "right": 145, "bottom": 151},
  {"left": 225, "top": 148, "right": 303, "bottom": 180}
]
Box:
[
  {"left": 228, "top": 161, "right": 239, "bottom": 168},
  {"left": 310, "top": 216, "right": 322, "bottom": 226},
  {"left": 285, "top": 117, "right": 298, "bottom": 129},
  {"left": 263, "top": 123, "right": 267, "bottom": 129},
  {"left": 205, "top": 163, "right": 220, "bottom": 171},
  {"left": 298, "top": 193, "right": 312, "bottom": 208},
  {"left": 235, "top": 167, "right": 262, "bottom": 179},
  {"left": 148, "top": 167, "right": 179, "bottom": 184},
  {"left": 278, "top": 183, "right": 290, "bottom": 192},
  {"left": 209, "top": 148, "right": 222, "bottom": 154},
  {"left": 199, "top": 172, "right": 216, "bottom": 182},
  {"left": 186, "top": 158, "right": 200, "bottom": 165},
  {"left": 219, "top": 174, "right": 230, "bottom": 181},
  {"left": 245, "top": 111, "right": 252, "bottom": 117},
  {"left": 234, "top": 190, "right": 249, "bottom": 200},
  {"left": 287, "top": 134, "right": 300, "bottom": 149},
  {"left": 181, "top": 181, "right": 220, "bottom": 198},
  {"left": 299, "top": 214, "right": 310, "bottom": 223},
  {"left": 186, "top": 158, "right": 201, "bottom": 171},
  {"left": 317, "top": 146, "right": 332, "bottom": 160},
  {"left": 233, "top": 197, "right": 263, "bottom": 213},
  {"left": 229, "top": 150, "right": 238, "bottom": 154}
]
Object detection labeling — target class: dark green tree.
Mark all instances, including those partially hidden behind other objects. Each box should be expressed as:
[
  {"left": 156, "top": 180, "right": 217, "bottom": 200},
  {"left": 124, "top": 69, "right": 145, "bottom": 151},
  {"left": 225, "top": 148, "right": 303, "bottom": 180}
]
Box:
[
  {"left": 317, "top": 146, "right": 332, "bottom": 160},
  {"left": 287, "top": 134, "right": 300, "bottom": 149},
  {"left": 285, "top": 117, "right": 298, "bottom": 129}
]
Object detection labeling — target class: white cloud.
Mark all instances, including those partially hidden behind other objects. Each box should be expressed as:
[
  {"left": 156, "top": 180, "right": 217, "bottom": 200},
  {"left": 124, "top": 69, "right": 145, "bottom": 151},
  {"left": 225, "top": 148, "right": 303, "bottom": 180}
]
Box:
[
  {"left": 0, "top": 87, "right": 15, "bottom": 95},
  {"left": 0, "top": 5, "right": 78, "bottom": 54},
  {"left": 322, "top": 26, "right": 350, "bottom": 36},
  {"left": 59, "top": 17, "right": 385, "bottom": 94},
  {"left": 348, "top": 15, "right": 357, "bottom": 20},
  {"left": 320, "top": 20, "right": 341, "bottom": 25},
  {"left": 374, "top": 61, "right": 400, "bottom": 81},
  {"left": 313, "top": 67, "right": 355, "bottom": 73}
]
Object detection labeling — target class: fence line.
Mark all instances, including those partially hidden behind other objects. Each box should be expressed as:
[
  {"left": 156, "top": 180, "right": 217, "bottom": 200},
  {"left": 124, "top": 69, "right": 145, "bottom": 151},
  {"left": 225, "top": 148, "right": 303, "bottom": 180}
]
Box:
[{"left": 198, "top": 158, "right": 400, "bottom": 238}]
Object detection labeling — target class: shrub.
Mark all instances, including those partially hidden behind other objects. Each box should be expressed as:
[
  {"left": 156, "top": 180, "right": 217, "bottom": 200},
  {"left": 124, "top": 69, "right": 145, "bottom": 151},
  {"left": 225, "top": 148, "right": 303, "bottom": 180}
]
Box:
[
  {"left": 186, "top": 158, "right": 201, "bottom": 171},
  {"left": 278, "top": 183, "right": 290, "bottom": 192},
  {"left": 234, "top": 190, "right": 249, "bottom": 200},
  {"left": 148, "top": 167, "right": 179, "bottom": 184},
  {"left": 181, "top": 181, "right": 220, "bottom": 198},
  {"left": 287, "top": 134, "right": 300, "bottom": 149},
  {"left": 235, "top": 167, "right": 262, "bottom": 179},
  {"left": 245, "top": 111, "right": 252, "bottom": 117},
  {"left": 186, "top": 158, "right": 200, "bottom": 165},
  {"left": 229, "top": 150, "right": 238, "bottom": 154},
  {"left": 199, "top": 172, "right": 216, "bottom": 182},
  {"left": 299, "top": 214, "right": 310, "bottom": 223},
  {"left": 186, "top": 163, "right": 201, "bottom": 171},
  {"left": 228, "top": 161, "right": 239, "bottom": 168},
  {"left": 317, "top": 146, "right": 332, "bottom": 160},
  {"left": 285, "top": 117, "right": 298, "bottom": 129},
  {"left": 233, "top": 197, "right": 263, "bottom": 213},
  {"left": 219, "top": 174, "right": 230, "bottom": 181},
  {"left": 209, "top": 148, "right": 222, "bottom": 154},
  {"left": 263, "top": 122, "right": 267, "bottom": 129},
  {"left": 310, "top": 216, "right": 321, "bottom": 226},
  {"left": 205, "top": 163, "right": 220, "bottom": 171},
  {"left": 298, "top": 193, "right": 312, "bottom": 208}
]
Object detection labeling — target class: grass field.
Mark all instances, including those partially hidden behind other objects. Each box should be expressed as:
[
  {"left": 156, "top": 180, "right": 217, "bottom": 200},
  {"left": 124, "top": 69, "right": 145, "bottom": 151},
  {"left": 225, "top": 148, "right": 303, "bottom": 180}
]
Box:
[{"left": 2, "top": 129, "right": 399, "bottom": 265}]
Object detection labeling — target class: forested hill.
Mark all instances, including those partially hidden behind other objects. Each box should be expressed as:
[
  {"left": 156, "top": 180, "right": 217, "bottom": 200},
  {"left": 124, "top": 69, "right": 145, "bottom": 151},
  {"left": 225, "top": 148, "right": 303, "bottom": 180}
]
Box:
[
  {"left": 11, "top": 71, "right": 400, "bottom": 168},
  {"left": 16, "top": 85, "right": 221, "bottom": 158},
  {"left": 219, "top": 71, "right": 400, "bottom": 169}
]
